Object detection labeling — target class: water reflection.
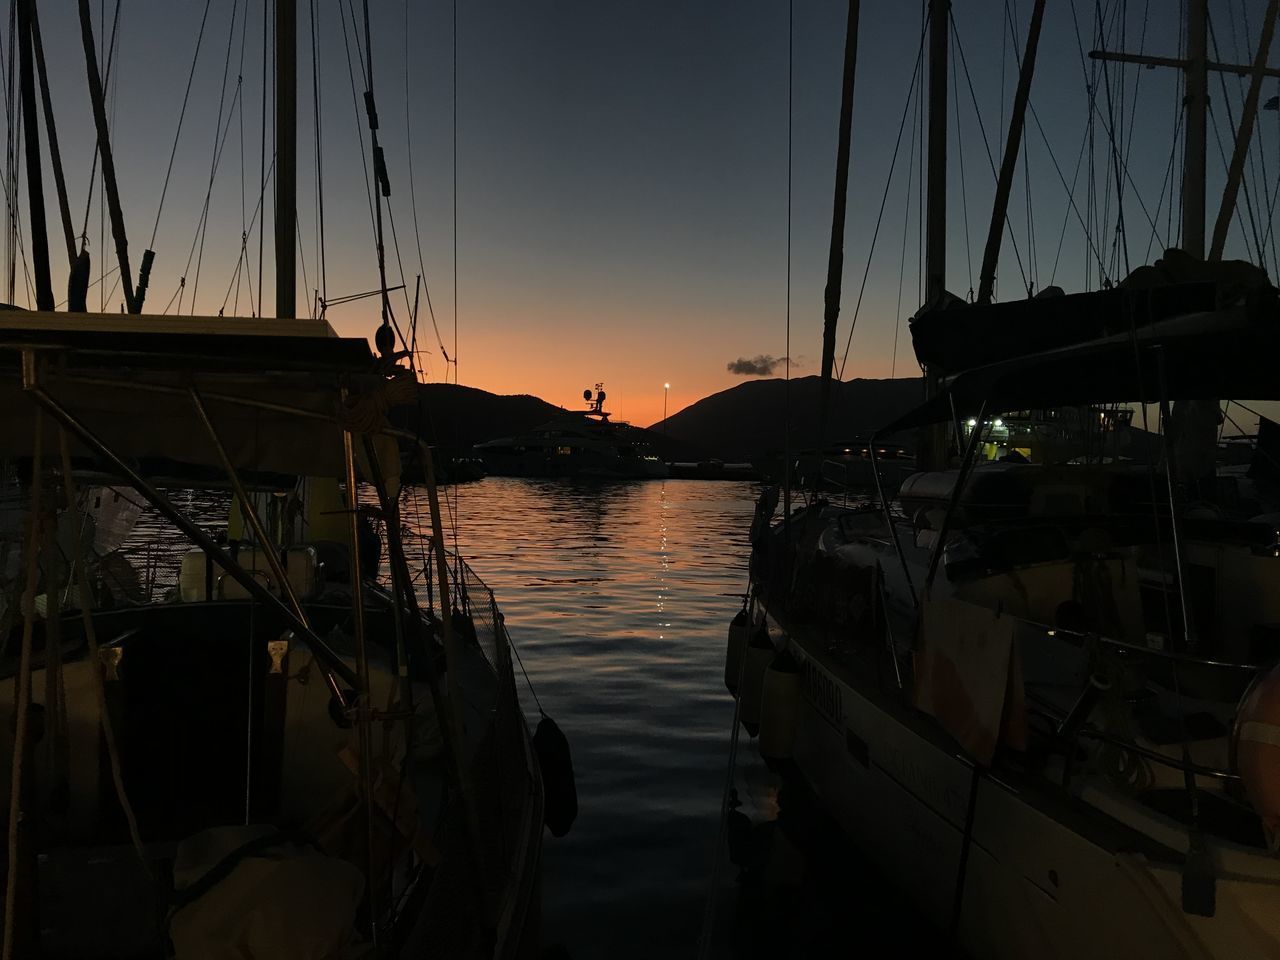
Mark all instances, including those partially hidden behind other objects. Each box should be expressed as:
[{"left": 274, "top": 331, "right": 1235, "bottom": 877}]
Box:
[
  {"left": 442, "top": 477, "right": 762, "bottom": 958},
  {"left": 111, "top": 476, "right": 767, "bottom": 958}
]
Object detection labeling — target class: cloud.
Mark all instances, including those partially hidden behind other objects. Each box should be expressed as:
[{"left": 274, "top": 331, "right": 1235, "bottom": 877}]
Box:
[{"left": 726, "top": 354, "right": 794, "bottom": 376}]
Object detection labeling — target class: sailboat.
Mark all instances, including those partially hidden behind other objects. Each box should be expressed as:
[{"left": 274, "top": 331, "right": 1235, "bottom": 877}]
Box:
[
  {"left": 0, "top": 2, "right": 562, "bottom": 957},
  {"left": 728, "top": 2, "right": 1280, "bottom": 957}
]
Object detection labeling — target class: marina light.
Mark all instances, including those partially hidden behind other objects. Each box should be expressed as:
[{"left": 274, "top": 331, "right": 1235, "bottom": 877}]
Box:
[
  {"left": 967, "top": 418, "right": 977, "bottom": 428},
  {"left": 994, "top": 418, "right": 1004, "bottom": 428}
]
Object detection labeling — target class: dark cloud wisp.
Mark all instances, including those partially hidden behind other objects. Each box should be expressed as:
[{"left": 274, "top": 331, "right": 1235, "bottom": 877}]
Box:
[{"left": 726, "top": 355, "right": 793, "bottom": 376}]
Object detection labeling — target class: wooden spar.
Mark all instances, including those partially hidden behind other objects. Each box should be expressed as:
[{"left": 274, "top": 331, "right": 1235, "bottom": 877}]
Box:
[
  {"left": 76, "top": 0, "right": 136, "bottom": 313},
  {"left": 28, "top": 3, "right": 74, "bottom": 267},
  {"left": 976, "top": 0, "right": 1046, "bottom": 304},
  {"left": 15, "top": 0, "right": 51, "bottom": 311},
  {"left": 817, "top": 0, "right": 861, "bottom": 451},
  {"left": 1209, "top": 0, "right": 1280, "bottom": 262},
  {"left": 1184, "top": 0, "right": 1208, "bottom": 258},
  {"left": 275, "top": 0, "right": 296, "bottom": 319},
  {"left": 919, "top": 0, "right": 950, "bottom": 472}
]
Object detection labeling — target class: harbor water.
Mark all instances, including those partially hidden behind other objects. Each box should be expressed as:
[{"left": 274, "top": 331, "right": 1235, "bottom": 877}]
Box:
[
  {"left": 430, "top": 477, "right": 762, "bottom": 958},
  {"left": 118, "top": 476, "right": 924, "bottom": 958}
]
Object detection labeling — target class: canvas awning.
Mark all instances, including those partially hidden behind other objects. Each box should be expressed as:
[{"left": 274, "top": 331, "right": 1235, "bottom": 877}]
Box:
[{"left": 0, "top": 312, "right": 406, "bottom": 478}]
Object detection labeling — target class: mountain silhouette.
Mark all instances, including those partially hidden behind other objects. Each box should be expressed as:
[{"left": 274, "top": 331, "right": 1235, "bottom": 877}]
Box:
[{"left": 649, "top": 376, "right": 925, "bottom": 461}]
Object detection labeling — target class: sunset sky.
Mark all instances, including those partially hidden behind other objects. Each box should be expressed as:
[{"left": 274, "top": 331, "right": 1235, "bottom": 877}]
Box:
[{"left": 17, "top": 2, "right": 1280, "bottom": 426}]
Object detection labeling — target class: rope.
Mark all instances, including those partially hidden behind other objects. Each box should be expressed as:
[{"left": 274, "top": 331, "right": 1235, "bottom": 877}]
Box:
[{"left": 148, "top": 0, "right": 213, "bottom": 251}]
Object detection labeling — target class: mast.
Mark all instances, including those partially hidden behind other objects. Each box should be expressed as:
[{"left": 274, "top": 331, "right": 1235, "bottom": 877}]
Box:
[
  {"left": 817, "top": 1, "right": 860, "bottom": 449},
  {"left": 1182, "top": 0, "right": 1207, "bottom": 259},
  {"left": 1209, "top": 0, "right": 1279, "bottom": 261},
  {"left": 977, "top": 0, "right": 1046, "bottom": 304},
  {"left": 15, "top": 0, "right": 50, "bottom": 311},
  {"left": 76, "top": 0, "right": 136, "bottom": 313},
  {"left": 919, "top": 0, "right": 949, "bottom": 472},
  {"left": 275, "top": 0, "right": 296, "bottom": 319},
  {"left": 925, "top": 0, "right": 948, "bottom": 306}
]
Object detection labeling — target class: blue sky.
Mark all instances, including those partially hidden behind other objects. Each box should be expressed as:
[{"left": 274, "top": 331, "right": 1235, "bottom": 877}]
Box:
[{"left": 16, "top": 1, "right": 1280, "bottom": 424}]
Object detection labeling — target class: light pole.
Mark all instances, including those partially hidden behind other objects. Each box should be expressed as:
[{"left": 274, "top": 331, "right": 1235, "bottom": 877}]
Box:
[{"left": 663, "top": 383, "right": 670, "bottom": 436}]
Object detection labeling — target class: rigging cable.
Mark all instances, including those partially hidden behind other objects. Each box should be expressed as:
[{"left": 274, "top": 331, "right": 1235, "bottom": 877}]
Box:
[
  {"left": 147, "top": 0, "right": 213, "bottom": 254},
  {"left": 950, "top": 11, "right": 1030, "bottom": 294},
  {"left": 233, "top": 0, "right": 249, "bottom": 315},
  {"left": 188, "top": 0, "right": 244, "bottom": 314},
  {"left": 453, "top": 0, "right": 458, "bottom": 382},
  {"left": 784, "top": 0, "right": 791, "bottom": 517},
  {"left": 311, "top": 0, "right": 326, "bottom": 315},
  {"left": 76, "top": 0, "right": 121, "bottom": 249},
  {"left": 1208, "top": 12, "right": 1267, "bottom": 263},
  {"left": 1097, "top": 0, "right": 1132, "bottom": 277},
  {"left": 404, "top": 0, "right": 451, "bottom": 378},
  {"left": 257, "top": 0, "right": 269, "bottom": 317},
  {"left": 949, "top": 27, "right": 973, "bottom": 298},
  {"left": 891, "top": 31, "right": 923, "bottom": 380},
  {"left": 358, "top": 0, "right": 395, "bottom": 355},
  {"left": 836, "top": 21, "right": 929, "bottom": 381}
]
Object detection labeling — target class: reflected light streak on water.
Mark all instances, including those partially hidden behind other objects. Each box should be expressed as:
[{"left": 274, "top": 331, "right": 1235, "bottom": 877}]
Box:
[{"left": 430, "top": 477, "right": 764, "bottom": 958}]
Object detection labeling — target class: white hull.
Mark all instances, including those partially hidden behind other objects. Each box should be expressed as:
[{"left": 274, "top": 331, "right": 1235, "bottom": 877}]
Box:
[{"left": 774, "top": 621, "right": 1280, "bottom": 959}]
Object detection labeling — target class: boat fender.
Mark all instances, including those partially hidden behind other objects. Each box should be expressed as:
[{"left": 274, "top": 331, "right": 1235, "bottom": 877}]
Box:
[
  {"left": 1235, "top": 661, "right": 1280, "bottom": 850},
  {"left": 724, "top": 607, "right": 749, "bottom": 696},
  {"left": 759, "top": 650, "right": 800, "bottom": 762},
  {"left": 534, "top": 715, "right": 578, "bottom": 838},
  {"left": 738, "top": 624, "right": 774, "bottom": 737}
]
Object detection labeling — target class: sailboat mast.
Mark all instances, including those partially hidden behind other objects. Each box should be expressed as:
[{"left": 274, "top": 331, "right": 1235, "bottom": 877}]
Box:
[
  {"left": 1182, "top": 0, "right": 1207, "bottom": 258},
  {"left": 977, "top": 0, "right": 1046, "bottom": 304},
  {"left": 919, "top": 0, "right": 949, "bottom": 472},
  {"left": 925, "top": 0, "right": 948, "bottom": 305},
  {"left": 14, "top": 0, "right": 50, "bottom": 311},
  {"left": 817, "top": 1, "right": 860, "bottom": 449},
  {"left": 275, "top": 0, "right": 296, "bottom": 319}
]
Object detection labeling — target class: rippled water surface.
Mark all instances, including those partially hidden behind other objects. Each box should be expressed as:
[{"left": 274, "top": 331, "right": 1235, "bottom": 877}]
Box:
[{"left": 439, "top": 477, "right": 761, "bottom": 958}]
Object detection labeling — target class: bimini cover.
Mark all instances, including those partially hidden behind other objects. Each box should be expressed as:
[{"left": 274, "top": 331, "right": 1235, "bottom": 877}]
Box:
[{"left": 0, "top": 312, "right": 412, "bottom": 479}]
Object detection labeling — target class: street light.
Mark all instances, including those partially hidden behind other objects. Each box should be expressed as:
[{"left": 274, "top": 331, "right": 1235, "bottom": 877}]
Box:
[{"left": 663, "top": 383, "right": 670, "bottom": 436}]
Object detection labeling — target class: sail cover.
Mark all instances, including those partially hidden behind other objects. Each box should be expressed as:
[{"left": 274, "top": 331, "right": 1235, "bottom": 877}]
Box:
[
  {"left": 879, "top": 291, "right": 1280, "bottom": 435},
  {"left": 0, "top": 312, "right": 403, "bottom": 478}
]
